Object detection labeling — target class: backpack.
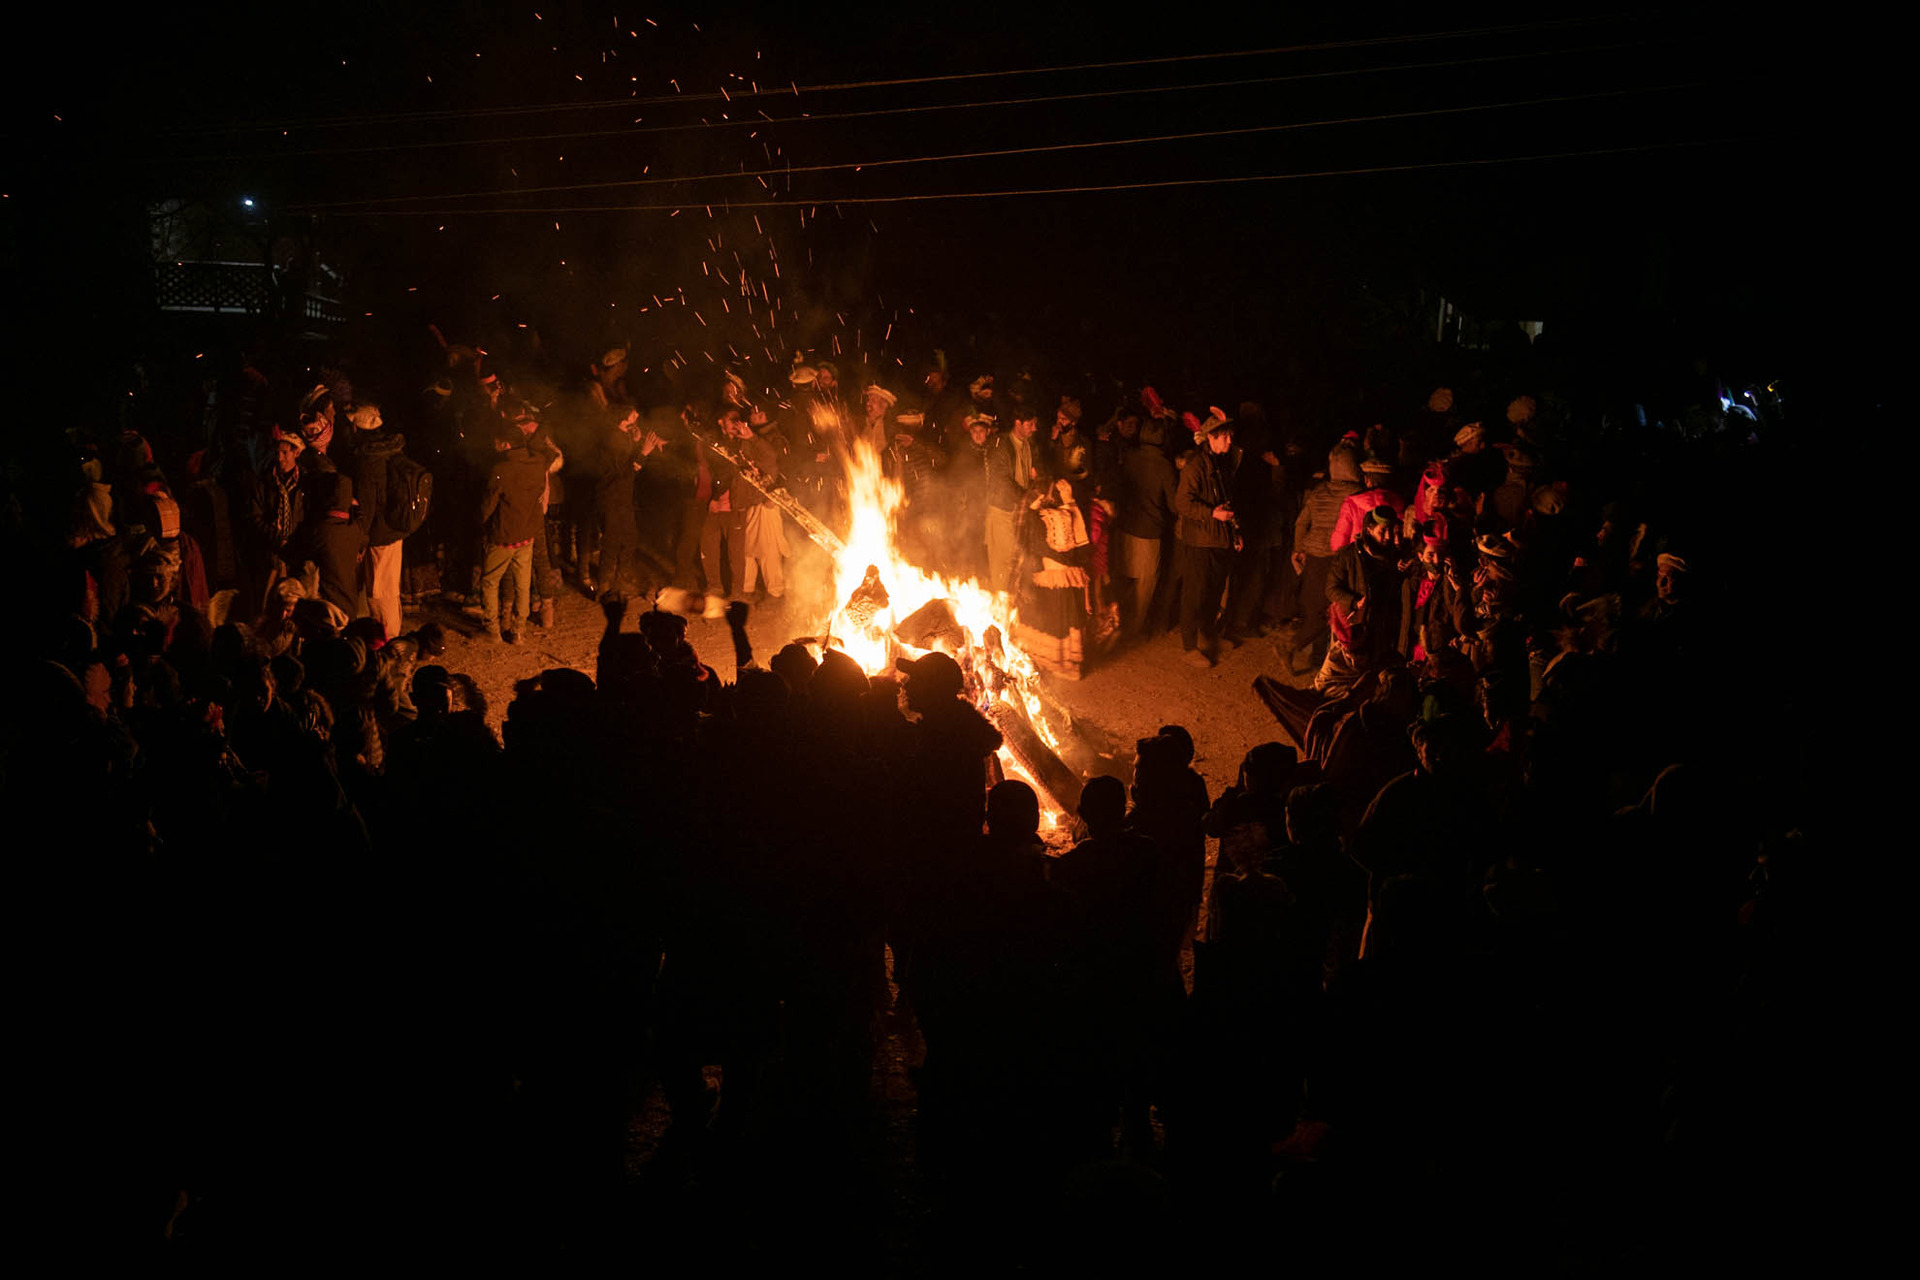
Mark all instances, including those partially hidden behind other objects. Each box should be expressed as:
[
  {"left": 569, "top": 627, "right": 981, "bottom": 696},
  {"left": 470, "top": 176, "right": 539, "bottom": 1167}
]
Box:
[{"left": 384, "top": 454, "right": 433, "bottom": 537}]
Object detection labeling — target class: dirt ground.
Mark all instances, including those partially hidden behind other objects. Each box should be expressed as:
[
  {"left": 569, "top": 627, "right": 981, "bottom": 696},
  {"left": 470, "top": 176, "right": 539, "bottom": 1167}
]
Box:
[{"left": 421, "top": 581, "right": 1309, "bottom": 802}]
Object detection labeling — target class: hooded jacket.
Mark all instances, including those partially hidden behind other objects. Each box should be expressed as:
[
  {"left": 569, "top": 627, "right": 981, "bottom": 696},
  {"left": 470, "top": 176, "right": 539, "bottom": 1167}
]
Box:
[{"left": 345, "top": 429, "right": 408, "bottom": 545}]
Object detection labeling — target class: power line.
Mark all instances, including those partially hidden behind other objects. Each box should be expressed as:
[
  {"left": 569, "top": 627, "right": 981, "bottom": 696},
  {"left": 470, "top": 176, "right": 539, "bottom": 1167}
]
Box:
[
  {"left": 160, "top": 39, "right": 1660, "bottom": 164},
  {"left": 285, "top": 83, "right": 1699, "bottom": 212},
  {"left": 303, "top": 137, "right": 1750, "bottom": 216},
  {"left": 160, "top": 15, "right": 1640, "bottom": 134}
]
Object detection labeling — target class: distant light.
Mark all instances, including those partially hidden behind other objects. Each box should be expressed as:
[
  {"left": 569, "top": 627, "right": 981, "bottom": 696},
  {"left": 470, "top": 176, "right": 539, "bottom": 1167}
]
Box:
[{"left": 242, "top": 197, "right": 255, "bottom": 208}]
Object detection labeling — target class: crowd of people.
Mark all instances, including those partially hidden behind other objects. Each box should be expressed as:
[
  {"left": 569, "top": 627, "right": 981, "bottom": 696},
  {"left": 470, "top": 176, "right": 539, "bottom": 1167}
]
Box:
[{"left": 9, "top": 324, "right": 1822, "bottom": 1266}]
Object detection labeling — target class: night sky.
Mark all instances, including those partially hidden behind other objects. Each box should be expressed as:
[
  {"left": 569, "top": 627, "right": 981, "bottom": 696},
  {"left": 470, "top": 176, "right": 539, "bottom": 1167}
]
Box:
[{"left": 6, "top": 2, "right": 1836, "bottom": 422}]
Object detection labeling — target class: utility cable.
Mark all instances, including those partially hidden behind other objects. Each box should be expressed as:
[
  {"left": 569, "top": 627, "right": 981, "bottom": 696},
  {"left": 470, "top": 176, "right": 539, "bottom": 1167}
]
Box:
[
  {"left": 304, "top": 137, "right": 1751, "bottom": 216},
  {"left": 158, "top": 15, "right": 1642, "bottom": 134},
  {"left": 285, "top": 82, "right": 1700, "bottom": 211},
  {"left": 158, "top": 38, "right": 1660, "bottom": 164}
]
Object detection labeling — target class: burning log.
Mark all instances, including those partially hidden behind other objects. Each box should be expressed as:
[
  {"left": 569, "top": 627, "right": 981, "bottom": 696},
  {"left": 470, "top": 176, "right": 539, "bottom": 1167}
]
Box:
[
  {"left": 987, "top": 698, "right": 1083, "bottom": 816},
  {"left": 893, "top": 597, "right": 966, "bottom": 654}
]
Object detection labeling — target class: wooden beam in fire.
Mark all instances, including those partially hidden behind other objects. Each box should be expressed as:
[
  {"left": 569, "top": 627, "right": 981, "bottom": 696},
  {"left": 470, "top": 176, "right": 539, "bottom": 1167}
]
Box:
[
  {"left": 896, "top": 601, "right": 1084, "bottom": 812},
  {"left": 687, "top": 426, "right": 847, "bottom": 557},
  {"left": 986, "top": 698, "right": 1083, "bottom": 817}
]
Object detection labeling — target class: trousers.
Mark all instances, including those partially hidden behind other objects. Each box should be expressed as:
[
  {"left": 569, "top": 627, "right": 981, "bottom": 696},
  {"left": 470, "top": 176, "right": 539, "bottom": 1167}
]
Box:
[
  {"left": 480, "top": 542, "right": 532, "bottom": 632},
  {"left": 366, "top": 540, "right": 404, "bottom": 640},
  {"left": 700, "top": 509, "right": 746, "bottom": 599},
  {"left": 742, "top": 505, "right": 789, "bottom": 597},
  {"left": 1176, "top": 542, "right": 1232, "bottom": 651},
  {"left": 1113, "top": 531, "right": 1163, "bottom": 633},
  {"left": 1292, "top": 554, "right": 1334, "bottom": 655},
  {"left": 1224, "top": 544, "right": 1276, "bottom": 635},
  {"left": 985, "top": 506, "right": 1019, "bottom": 596}
]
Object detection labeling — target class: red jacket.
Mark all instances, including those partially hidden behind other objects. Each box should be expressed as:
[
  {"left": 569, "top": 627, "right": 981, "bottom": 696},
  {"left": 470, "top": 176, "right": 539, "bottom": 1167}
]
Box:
[{"left": 1330, "top": 488, "right": 1406, "bottom": 551}]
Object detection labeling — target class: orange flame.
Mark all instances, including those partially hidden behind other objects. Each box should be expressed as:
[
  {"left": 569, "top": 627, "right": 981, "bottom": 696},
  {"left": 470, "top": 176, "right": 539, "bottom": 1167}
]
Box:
[{"left": 821, "top": 436, "right": 1068, "bottom": 825}]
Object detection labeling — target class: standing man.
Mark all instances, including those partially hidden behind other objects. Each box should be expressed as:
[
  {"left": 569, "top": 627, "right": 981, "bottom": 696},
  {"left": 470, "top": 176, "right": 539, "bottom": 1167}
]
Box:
[
  {"left": 568, "top": 346, "right": 633, "bottom": 587},
  {"left": 1222, "top": 408, "right": 1288, "bottom": 644},
  {"left": 889, "top": 409, "right": 947, "bottom": 566},
  {"left": 1113, "top": 418, "right": 1178, "bottom": 637},
  {"left": 921, "top": 352, "right": 968, "bottom": 453},
  {"left": 699, "top": 407, "right": 753, "bottom": 619},
  {"left": 947, "top": 413, "right": 997, "bottom": 581},
  {"left": 295, "top": 471, "right": 368, "bottom": 620},
  {"left": 510, "top": 401, "right": 565, "bottom": 624},
  {"left": 344, "top": 402, "right": 410, "bottom": 640},
  {"left": 237, "top": 425, "right": 306, "bottom": 613},
  {"left": 859, "top": 383, "right": 897, "bottom": 457},
  {"left": 1317, "top": 506, "right": 1408, "bottom": 692},
  {"left": 1048, "top": 396, "right": 1085, "bottom": 477},
  {"left": 787, "top": 361, "right": 849, "bottom": 528},
  {"left": 595, "top": 406, "right": 659, "bottom": 598},
  {"left": 1286, "top": 441, "right": 1364, "bottom": 675},
  {"left": 1399, "top": 529, "right": 1469, "bottom": 663},
  {"left": 720, "top": 406, "right": 788, "bottom": 603},
  {"left": 1173, "top": 417, "right": 1240, "bottom": 668},
  {"left": 295, "top": 384, "right": 338, "bottom": 471},
  {"left": 985, "top": 410, "right": 1043, "bottom": 596},
  {"left": 477, "top": 421, "right": 549, "bottom": 643}
]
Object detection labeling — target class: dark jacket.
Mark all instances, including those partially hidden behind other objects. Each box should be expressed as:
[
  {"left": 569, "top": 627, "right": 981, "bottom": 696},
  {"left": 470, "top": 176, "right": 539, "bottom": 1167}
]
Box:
[
  {"left": 922, "top": 384, "right": 971, "bottom": 453},
  {"left": 950, "top": 438, "right": 994, "bottom": 521},
  {"left": 1175, "top": 447, "right": 1240, "bottom": 549},
  {"left": 240, "top": 464, "right": 304, "bottom": 555},
  {"left": 1115, "top": 443, "right": 1179, "bottom": 541},
  {"left": 480, "top": 444, "right": 548, "bottom": 546},
  {"left": 985, "top": 431, "right": 1043, "bottom": 512},
  {"left": 296, "top": 473, "right": 369, "bottom": 617},
  {"left": 730, "top": 432, "right": 781, "bottom": 508},
  {"left": 890, "top": 436, "right": 946, "bottom": 509},
  {"left": 1230, "top": 448, "right": 1288, "bottom": 550},
  {"left": 1328, "top": 536, "right": 1407, "bottom": 662},
  {"left": 345, "top": 429, "right": 408, "bottom": 545},
  {"left": 1054, "top": 830, "right": 1187, "bottom": 1001},
  {"left": 1398, "top": 565, "right": 1471, "bottom": 658},
  {"left": 902, "top": 698, "right": 1006, "bottom": 858}
]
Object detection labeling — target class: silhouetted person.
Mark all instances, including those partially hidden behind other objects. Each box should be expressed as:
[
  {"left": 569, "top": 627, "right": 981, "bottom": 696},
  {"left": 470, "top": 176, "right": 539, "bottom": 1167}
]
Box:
[
  {"left": 914, "top": 781, "right": 1067, "bottom": 1173},
  {"left": 1127, "top": 725, "right": 1211, "bottom": 935},
  {"left": 1054, "top": 775, "right": 1185, "bottom": 1155}
]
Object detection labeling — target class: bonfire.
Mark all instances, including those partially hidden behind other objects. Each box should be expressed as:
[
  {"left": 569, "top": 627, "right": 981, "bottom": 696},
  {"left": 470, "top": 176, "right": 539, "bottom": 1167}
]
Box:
[{"left": 818, "top": 434, "right": 1084, "bottom": 833}]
